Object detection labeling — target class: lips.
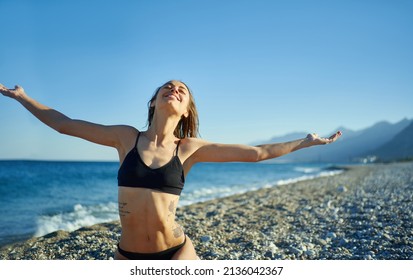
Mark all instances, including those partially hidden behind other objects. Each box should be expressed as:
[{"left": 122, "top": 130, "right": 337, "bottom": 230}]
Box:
[{"left": 165, "top": 93, "right": 181, "bottom": 101}]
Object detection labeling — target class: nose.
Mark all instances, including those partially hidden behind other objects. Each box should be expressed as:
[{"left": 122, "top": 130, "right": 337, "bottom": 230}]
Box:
[{"left": 170, "top": 86, "right": 179, "bottom": 93}]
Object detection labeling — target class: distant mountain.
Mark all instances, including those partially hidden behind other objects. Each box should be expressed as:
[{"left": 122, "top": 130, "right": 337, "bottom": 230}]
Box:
[
  {"left": 369, "top": 121, "right": 413, "bottom": 161},
  {"left": 253, "top": 118, "right": 412, "bottom": 163}
]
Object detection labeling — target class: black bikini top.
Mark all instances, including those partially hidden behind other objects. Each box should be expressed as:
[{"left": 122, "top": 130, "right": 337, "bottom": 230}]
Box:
[{"left": 117, "top": 132, "right": 185, "bottom": 195}]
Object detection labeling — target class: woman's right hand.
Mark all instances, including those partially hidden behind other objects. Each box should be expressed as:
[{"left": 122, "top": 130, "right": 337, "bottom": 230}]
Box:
[{"left": 0, "top": 84, "right": 26, "bottom": 100}]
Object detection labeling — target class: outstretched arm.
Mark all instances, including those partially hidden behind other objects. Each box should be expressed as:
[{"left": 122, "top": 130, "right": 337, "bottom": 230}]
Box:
[
  {"left": 255, "top": 132, "right": 342, "bottom": 161},
  {"left": 189, "top": 131, "right": 342, "bottom": 163},
  {"left": 0, "top": 84, "right": 131, "bottom": 148}
]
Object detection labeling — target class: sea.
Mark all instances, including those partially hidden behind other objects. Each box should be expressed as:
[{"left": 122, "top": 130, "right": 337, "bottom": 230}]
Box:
[{"left": 0, "top": 160, "right": 344, "bottom": 247}]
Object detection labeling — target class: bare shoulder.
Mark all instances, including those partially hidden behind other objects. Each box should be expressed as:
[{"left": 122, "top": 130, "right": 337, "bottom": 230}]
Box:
[
  {"left": 114, "top": 125, "right": 139, "bottom": 138},
  {"left": 178, "top": 138, "right": 208, "bottom": 173},
  {"left": 113, "top": 125, "right": 139, "bottom": 155},
  {"left": 178, "top": 137, "right": 212, "bottom": 164},
  {"left": 179, "top": 137, "right": 209, "bottom": 152}
]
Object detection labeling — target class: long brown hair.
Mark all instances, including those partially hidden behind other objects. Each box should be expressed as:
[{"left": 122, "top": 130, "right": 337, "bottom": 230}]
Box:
[{"left": 147, "top": 81, "right": 199, "bottom": 139}]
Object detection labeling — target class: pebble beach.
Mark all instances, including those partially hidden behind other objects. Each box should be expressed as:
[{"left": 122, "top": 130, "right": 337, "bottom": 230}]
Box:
[{"left": 1, "top": 162, "right": 412, "bottom": 260}]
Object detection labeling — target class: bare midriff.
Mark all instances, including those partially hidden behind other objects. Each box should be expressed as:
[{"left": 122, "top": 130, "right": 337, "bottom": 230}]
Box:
[{"left": 117, "top": 186, "right": 184, "bottom": 253}]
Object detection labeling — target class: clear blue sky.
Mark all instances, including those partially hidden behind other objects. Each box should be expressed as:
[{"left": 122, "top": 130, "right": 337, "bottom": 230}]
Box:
[{"left": 1, "top": 0, "right": 412, "bottom": 160}]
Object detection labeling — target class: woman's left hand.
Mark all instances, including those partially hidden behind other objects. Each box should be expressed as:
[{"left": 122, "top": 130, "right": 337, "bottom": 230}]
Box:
[{"left": 305, "top": 131, "right": 342, "bottom": 146}]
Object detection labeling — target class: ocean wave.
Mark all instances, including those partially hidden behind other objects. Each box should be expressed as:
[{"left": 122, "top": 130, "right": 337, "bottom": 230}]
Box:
[
  {"left": 294, "top": 166, "right": 321, "bottom": 174},
  {"left": 180, "top": 183, "right": 264, "bottom": 206},
  {"left": 276, "top": 170, "right": 343, "bottom": 186},
  {"left": 34, "top": 202, "right": 118, "bottom": 237}
]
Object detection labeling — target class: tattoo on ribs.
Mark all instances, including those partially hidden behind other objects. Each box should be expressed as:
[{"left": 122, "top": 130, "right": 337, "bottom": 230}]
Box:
[
  {"left": 168, "top": 201, "right": 175, "bottom": 214},
  {"left": 167, "top": 200, "right": 176, "bottom": 222},
  {"left": 173, "top": 224, "right": 184, "bottom": 238},
  {"left": 118, "top": 202, "right": 131, "bottom": 217}
]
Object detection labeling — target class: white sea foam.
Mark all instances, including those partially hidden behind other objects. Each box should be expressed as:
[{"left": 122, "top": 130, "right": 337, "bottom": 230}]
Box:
[
  {"left": 294, "top": 166, "right": 321, "bottom": 174},
  {"left": 276, "top": 170, "right": 343, "bottom": 186},
  {"left": 35, "top": 202, "right": 118, "bottom": 237}
]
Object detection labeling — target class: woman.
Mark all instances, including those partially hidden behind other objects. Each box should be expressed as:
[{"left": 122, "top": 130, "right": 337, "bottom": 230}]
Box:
[{"left": 0, "top": 81, "right": 341, "bottom": 260}]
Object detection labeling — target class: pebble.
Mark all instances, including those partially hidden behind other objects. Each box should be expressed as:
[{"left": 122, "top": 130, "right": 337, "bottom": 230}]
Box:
[
  {"left": 326, "top": 232, "right": 337, "bottom": 239},
  {"left": 337, "top": 185, "right": 348, "bottom": 193},
  {"left": 383, "top": 234, "right": 392, "bottom": 240},
  {"left": 289, "top": 246, "right": 303, "bottom": 256},
  {"left": 306, "top": 250, "right": 316, "bottom": 257},
  {"left": 200, "top": 235, "right": 212, "bottom": 243},
  {"left": 1, "top": 162, "right": 412, "bottom": 260}
]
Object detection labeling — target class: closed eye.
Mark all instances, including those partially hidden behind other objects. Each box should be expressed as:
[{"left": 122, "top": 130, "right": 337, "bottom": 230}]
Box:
[{"left": 164, "top": 83, "right": 187, "bottom": 94}]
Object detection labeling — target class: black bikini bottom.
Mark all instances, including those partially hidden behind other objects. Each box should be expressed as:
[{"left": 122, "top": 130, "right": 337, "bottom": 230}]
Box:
[{"left": 117, "top": 237, "right": 186, "bottom": 260}]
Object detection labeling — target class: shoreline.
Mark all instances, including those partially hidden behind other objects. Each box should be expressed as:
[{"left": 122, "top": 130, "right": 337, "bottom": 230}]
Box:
[{"left": 1, "top": 162, "right": 412, "bottom": 260}]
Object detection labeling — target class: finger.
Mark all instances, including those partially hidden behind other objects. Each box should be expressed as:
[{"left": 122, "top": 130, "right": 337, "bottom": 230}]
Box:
[
  {"left": 328, "top": 131, "right": 342, "bottom": 142},
  {"left": 334, "top": 131, "right": 342, "bottom": 139},
  {"left": 0, "top": 84, "right": 13, "bottom": 92},
  {"left": 0, "top": 85, "right": 8, "bottom": 94}
]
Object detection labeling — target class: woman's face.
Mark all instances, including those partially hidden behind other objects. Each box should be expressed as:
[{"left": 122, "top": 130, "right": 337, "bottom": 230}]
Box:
[{"left": 154, "top": 80, "right": 190, "bottom": 117}]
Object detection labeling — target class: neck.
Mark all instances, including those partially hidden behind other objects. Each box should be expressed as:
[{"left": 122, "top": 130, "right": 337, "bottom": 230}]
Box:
[{"left": 146, "top": 112, "right": 180, "bottom": 143}]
